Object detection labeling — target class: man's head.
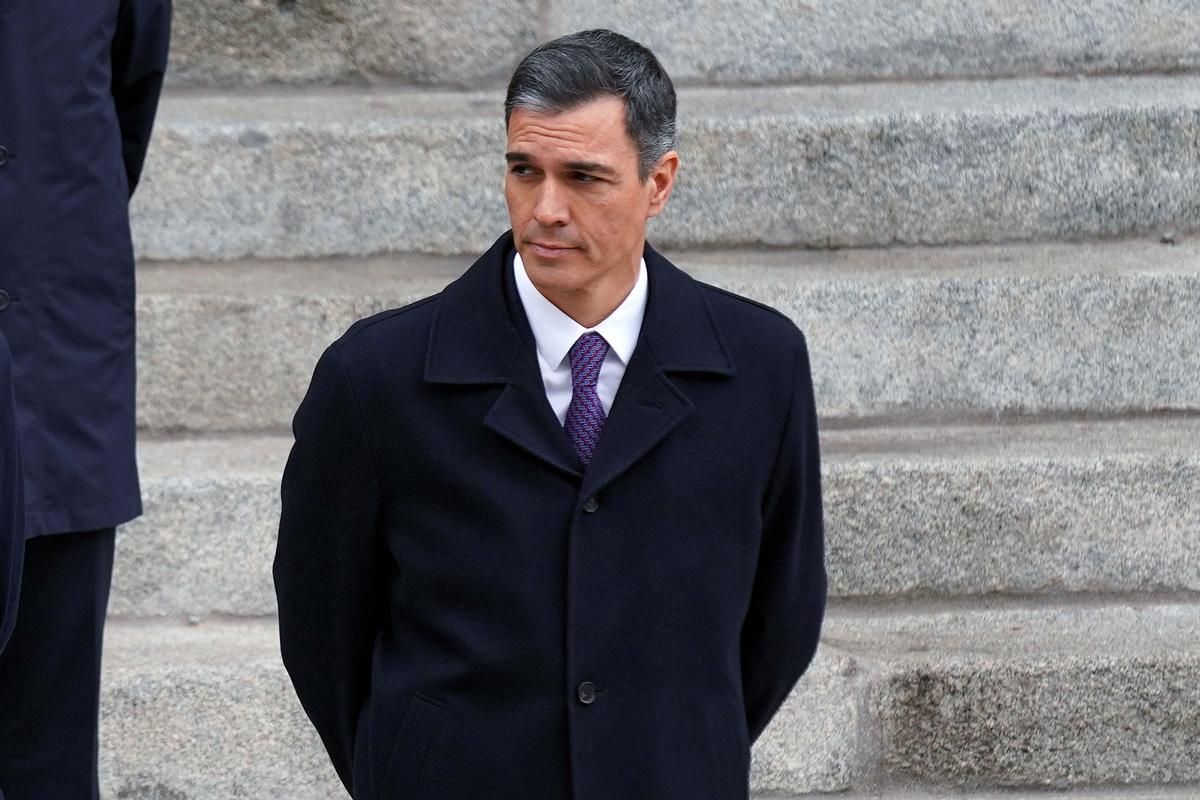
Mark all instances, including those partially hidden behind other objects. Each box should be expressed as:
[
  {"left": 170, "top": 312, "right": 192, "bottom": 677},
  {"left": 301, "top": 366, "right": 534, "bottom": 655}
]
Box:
[{"left": 504, "top": 29, "right": 680, "bottom": 325}]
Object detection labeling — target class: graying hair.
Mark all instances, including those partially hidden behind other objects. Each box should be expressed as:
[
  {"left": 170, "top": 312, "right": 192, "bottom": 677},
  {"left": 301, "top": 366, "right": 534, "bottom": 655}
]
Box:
[{"left": 505, "top": 29, "right": 677, "bottom": 182}]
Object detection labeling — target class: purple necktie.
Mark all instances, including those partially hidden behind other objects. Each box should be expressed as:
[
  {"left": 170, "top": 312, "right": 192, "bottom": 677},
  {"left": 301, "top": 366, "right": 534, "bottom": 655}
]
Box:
[{"left": 565, "top": 332, "right": 609, "bottom": 466}]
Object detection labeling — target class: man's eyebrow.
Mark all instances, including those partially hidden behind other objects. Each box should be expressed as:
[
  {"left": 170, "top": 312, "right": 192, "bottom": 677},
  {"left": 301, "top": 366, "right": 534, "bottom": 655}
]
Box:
[
  {"left": 563, "top": 161, "right": 616, "bottom": 175},
  {"left": 504, "top": 153, "right": 617, "bottom": 176}
]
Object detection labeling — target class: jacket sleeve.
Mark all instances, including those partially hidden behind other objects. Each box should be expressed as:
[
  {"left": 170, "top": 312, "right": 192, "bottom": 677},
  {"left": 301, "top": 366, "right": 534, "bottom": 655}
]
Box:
[
  {"left": 274, "top": 344, "right": 386, "bottom": 794},
  {"left": 0, "top": 335, "right": 24, "bottom": 655},
  {"left": 110, "top": 0, "right": 172, "bottom": 197},
  {"left": 740, "top": 334, "right": 827, "bottom": 744}
]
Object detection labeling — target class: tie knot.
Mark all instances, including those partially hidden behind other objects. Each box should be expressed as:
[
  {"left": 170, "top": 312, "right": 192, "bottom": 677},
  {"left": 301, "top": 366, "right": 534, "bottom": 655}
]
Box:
[{"left": 569, "top": 332, "right": 609, "bottom": 390}]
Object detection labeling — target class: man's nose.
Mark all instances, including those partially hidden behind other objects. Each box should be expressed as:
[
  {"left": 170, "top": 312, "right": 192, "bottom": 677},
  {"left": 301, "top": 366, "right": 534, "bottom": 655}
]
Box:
[{"left": 532, "top": 180, "right": 569, "bottom": 227}]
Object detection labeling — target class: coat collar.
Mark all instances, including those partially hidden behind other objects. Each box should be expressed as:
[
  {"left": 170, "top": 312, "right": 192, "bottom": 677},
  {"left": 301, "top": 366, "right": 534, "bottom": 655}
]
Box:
[
  {"left": 425, "top": 231, "right": 735, "bottom": 383},
  {"left": 424, "top": 231, "right": 735, "bottom": 490}
]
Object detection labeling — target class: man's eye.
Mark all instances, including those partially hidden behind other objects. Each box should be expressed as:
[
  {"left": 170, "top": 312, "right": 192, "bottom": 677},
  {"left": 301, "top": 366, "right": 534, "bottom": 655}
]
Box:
[
  {"left": 510, "top": 165, "right": 534, "bottom": 176},
  {"left": 573, "top": 173, "right": 598, "bottom": 183}
]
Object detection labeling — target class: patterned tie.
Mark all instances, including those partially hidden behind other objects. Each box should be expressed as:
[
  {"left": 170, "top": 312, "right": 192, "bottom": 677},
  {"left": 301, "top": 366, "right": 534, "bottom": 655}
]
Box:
[{"left": 565, "top": 332, "right": 610, "bottom": 466}]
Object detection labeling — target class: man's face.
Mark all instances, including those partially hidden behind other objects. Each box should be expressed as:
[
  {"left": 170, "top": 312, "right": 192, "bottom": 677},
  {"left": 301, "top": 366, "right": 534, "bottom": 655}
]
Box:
[{"left": 505, "top": 95, "right": 677, "bottom": 303}]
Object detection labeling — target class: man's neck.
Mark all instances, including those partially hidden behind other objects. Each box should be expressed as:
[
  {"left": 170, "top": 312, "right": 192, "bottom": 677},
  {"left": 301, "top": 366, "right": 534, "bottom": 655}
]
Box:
[{"left": 541, "top": 274, "right": 639, "bottom": 328}]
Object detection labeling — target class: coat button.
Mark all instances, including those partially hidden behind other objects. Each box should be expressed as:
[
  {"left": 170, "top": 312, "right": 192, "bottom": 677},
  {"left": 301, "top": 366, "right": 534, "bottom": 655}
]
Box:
[
  {"left": 0, "top": 290, "right": 9, "bottom": 311},
  {"left": 577, "top": 681, "right": 597, "bottom": 705},
  {"left": 0, "top": 146, "right": 10, "bottom": 167},
  {"left": 581, "top": 496, "right": 599, "bottom": 513}
]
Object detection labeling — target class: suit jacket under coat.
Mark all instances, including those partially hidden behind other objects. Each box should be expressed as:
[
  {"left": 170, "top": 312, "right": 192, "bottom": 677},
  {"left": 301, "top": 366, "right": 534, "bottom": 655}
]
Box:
[
  {"left": 274, "top": 232, "right": 826, "bottom": 800},
  {"left": 0, "top": 0, "right": 171, "bottom": 537}
]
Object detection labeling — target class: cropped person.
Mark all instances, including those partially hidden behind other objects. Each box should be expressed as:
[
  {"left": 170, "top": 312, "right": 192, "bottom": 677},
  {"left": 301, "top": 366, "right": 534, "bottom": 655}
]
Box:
[
  {"left": 276, "top": 29, "right": 825, "bottom": 799},
  {"left": 0, "top": 334, "right": 21, "bottom": 658},
  {"left": 0, "top": 1, "right": 172, "bottom": 796}
]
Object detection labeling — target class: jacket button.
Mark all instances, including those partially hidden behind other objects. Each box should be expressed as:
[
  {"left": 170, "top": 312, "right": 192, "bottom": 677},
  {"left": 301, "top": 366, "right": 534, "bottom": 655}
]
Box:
[
  {"left": 0, "top": 290, "right": 9, "bottom": 311},
  {"left": 577, "top": 681, "right": 597, "bottom": 705},
  {"left": 581, "top": 496, "right": 599, "bottom": 514},
  {"left": 0, "top": 145, "right": 10, "bottom": 167}
]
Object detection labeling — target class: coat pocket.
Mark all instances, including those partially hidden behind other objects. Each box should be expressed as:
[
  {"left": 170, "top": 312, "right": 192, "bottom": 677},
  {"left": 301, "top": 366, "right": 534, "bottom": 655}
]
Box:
[{"left": 380, "top": 692, "right": 444, "bottom": 800}]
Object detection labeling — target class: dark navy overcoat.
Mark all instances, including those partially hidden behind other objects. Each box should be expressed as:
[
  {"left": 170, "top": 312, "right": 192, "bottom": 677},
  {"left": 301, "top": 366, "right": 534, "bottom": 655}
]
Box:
[
  {"left": 275, "top": 233, "right": 827, "bottom": 800},
  {"left": 0, "top": 333, "right": 22, "bottom": 653},
  {"left": 0, "top": 0, "right": 170, "bottom": 537}
]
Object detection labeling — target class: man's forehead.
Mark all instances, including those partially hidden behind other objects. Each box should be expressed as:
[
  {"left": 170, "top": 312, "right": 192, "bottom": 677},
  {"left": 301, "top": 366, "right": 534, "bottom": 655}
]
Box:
[{"left": 506, "top": 97, "right": 635, "bottom": 160}]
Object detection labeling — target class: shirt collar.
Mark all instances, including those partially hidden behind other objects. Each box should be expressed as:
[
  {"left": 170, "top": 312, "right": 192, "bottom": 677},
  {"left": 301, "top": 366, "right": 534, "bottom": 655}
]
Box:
[{"left": 513, "top": 251, "right": 648, "bottom": 370}]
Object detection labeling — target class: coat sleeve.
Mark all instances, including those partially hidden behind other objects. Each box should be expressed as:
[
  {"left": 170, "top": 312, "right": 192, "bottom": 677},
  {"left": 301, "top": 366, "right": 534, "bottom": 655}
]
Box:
[
  {"left": 110, "top": 0, "right": 172, "bottom": 197},
  {"left": 740, "top": 334, "right": 827, "bottom": 744},
  {"left": 274, "top": 344, "right": 386, "bottom": 794},
  {"left": 0, "top": 335, "right": 24, "bottom": 655}
]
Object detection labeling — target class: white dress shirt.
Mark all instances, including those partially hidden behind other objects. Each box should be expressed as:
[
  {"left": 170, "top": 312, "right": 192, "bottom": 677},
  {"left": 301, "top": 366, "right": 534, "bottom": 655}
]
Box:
[{"left": 513, "top": 252, "right": 648, "bottom": 425}]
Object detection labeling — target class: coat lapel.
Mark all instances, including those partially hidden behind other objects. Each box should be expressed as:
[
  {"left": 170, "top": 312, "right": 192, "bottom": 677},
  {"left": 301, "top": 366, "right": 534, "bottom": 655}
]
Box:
[
  {"left": 484, "top": 378, "right": 582, "bottom": 479},
  {"left": 576, "top": 344, "right": 693, "bottom": 501},
  {"left": 578, "top": 243, "right": 736, "bottom": 500},
  {"left": 424, "top": 232, "right": 583, "bottom": 479},
  {"left": 424, "top": 233, "right": 736, "bottom": 490}
]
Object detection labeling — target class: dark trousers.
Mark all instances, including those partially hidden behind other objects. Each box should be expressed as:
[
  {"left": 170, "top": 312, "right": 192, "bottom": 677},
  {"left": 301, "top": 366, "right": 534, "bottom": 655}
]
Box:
[{"left": 0, "top": 528, "right": 115, "bottom": 800}]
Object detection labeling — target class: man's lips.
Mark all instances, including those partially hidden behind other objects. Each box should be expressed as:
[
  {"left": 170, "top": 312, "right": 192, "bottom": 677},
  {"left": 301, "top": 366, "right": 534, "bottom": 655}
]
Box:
[{"left": 529, "top": 241, "right": 579, "bottom": 257}]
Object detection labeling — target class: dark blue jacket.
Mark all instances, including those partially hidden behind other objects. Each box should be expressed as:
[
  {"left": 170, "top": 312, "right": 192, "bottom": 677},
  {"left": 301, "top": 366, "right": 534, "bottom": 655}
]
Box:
[
  {"left": 0, "top": 0, "right": 170, "bottom": 537},
  {"left": 0, "top": 333, "right": 22, "bottom": 653},
  {"left": 275, "top": 233, "right": 827, "bottom": 800}
]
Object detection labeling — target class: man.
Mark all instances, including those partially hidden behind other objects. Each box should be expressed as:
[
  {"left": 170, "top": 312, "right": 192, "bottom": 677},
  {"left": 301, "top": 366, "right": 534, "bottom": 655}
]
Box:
[
  {"left": 0, "top": 1, "right": 172, "bottom": 796},
  {"left": 0, "top": 334, "right": 21, "bottom": 658},
  {"left": 276, "top": 29, "right": 825, "bottom": 800}
]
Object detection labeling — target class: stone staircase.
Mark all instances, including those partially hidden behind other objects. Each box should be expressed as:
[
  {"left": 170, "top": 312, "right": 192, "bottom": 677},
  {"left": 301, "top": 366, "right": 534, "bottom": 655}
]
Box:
[{"left": 99, "top": 2, "right": 1200, "bottom": 797}]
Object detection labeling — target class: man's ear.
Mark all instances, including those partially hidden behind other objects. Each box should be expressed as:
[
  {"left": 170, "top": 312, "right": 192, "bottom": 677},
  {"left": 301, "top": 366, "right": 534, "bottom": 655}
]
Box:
[{"left": 646, "top": 151, "right": 680, "bottom": 219}]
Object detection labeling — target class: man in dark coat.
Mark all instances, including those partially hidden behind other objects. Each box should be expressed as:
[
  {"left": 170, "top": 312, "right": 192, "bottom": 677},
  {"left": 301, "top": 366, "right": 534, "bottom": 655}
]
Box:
[
  {"left": 275, "top": 29, "right": 826, "bottom": 800},
  {"left": 0, "top": 1, "right": 171, "bottom": 796},
  {"left": 0, "top": 334, "right": 22, "bottom": 658}
]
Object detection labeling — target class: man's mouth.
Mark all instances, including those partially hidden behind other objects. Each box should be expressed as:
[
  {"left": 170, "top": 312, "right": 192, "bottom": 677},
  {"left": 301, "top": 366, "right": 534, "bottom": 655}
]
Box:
[{"left": 529, "top": 242, "right": 578, "bottom": 257}]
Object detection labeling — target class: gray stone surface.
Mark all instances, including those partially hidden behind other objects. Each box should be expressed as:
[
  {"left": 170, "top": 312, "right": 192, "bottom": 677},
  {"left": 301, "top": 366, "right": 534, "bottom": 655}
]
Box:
[
  {"left": 824, "top": 603, "right": 1200, "bottom": 788},
  {"left": 168, "top": 0, "right": 539, "bottom": 87},
  {"left": 100, "top": 621, "right": 345, "bottom": 799},
  {"left": 789, "top": 790, "right": 1200, "bottom": 799},
  {"left": 550, "top": 0, "right": 1200, "bottom": 85},
  {"left": 687, "top": 239, "right": 1200, "bottom": 420},
  {"left": 822, "top": 418, "right": 1200, "bottom": 598},
  {"left": 99, "top": 606, "right": 1200, "bottom": 796},
  {"left": 100, "top": 621, "right": 865, "bottom": 797},
  {"left": 131, "top": 76, "right": 1200, "bottom": 259},
  {"left": 346, "top": 0, "right": 540, "bottom": 88},
  {"left": 170, "top": 0, "right": 1200, "bottom": 88},
  {"left": 134, "top": 239, "right": 1200, "bottom": 432},
  {"left": 111, "top": 437, "right": 287, "bottom": 618},
  {"left": 136, "top": 264, "right": 451, "bottom": 433},
  {"left": 168, "top": 0, "right": 353, "bottom": 87},
  {"left": 113, "top": 418, "right": 1200, "bottom": 619},
  {"left": 750, "top": 650, "right": 876, "bottom": 794}
]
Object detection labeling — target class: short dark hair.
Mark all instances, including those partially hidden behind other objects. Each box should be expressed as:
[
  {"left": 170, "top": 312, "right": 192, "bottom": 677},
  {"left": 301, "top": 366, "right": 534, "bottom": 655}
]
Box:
[{"left": 505, "top": 29, "right": 677, "bottom": 182}]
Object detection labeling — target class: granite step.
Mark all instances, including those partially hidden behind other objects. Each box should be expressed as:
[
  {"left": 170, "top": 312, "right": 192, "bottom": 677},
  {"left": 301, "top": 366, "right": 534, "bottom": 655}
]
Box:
[
  {"left": 98, "top": 602, "right": 1200, "bottom": 797},
  {"left": 132, "top": 75, "right": 1200, "bottom": 259},
  {"left": 764, "top": 788, "right": 1200, "bottom": 799},
  {"left": 811, "top": 601, "right": 1200, "bottom": 792},
  {"left": 168, "top": 0, "right": 1200, "bottom": 88},
  {"left": 111, "top": 417, "right": 1200, "bottom": 619},
  {"left": 135, "top": 238, "right": 1200, "bottom": 434},
  {"left": 99, "top": 620, "right": 341, "bottom": 800}
]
